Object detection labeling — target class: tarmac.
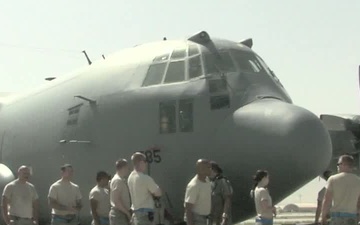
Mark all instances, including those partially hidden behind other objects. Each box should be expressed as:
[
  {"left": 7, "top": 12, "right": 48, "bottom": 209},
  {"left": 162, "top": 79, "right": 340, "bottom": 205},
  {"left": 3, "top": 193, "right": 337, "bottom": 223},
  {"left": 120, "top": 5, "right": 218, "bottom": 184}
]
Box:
[{"left": 237, "top": 212, "right": 315, "bottom": 225}]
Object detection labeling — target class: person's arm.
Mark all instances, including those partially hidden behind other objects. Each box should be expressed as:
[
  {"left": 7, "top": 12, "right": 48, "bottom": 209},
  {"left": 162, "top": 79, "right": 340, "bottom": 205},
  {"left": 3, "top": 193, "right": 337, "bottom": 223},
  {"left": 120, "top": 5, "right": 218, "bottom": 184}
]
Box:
[
  {"left": 321, "top": 189, "right": 333, "bottom": 224},
  {"left": 112, "top": 182, "right": 131, "bottom": 219},
  {"left": 90, "top": 199, "right": 100, "bottom": 225},
  {"left": 2, "top": 196, "right": 10, "bottom": 225},
  {"left": 259, "top": 190, "right": 273, "bottom": 212},
  {"left": 48, "top": 197, "right": 73, "bottom": 211},
  {"left": 315, "top": 199, "right": 322, "bottom": 224},
  {"left": 185, "top": 203, "right": 194, "bottom": 225},
  {"left": 184, "top": 184, "right": 198, "bottom": 225},
  {"left": 74, "top": 187, "right": 82, "bottom": 212},
  {"left": 147, "top": 176, "right": 162, "bottom": 197},
  {"left": 32, "top": 199, "right": 39, "bottom": 224},
  {"left": 221, "top": 179, "right": 232, "bottom": 222}
]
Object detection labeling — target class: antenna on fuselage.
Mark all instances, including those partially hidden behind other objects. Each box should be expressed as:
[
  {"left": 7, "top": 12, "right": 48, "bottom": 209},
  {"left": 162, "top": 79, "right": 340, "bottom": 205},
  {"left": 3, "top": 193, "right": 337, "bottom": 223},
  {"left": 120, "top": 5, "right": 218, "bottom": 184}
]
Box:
[
  {"left": 82, "top": 50, "right": 92, "bottom": 65},
  {"left": 102, "top": 54, "right": 105, "bottom": 60}
]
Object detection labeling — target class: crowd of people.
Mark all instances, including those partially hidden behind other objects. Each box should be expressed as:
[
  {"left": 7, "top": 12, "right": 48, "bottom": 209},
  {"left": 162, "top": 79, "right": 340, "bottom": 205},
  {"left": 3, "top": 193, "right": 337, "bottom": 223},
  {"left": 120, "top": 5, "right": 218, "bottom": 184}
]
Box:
[
  {"left": 2, "top": 153, "right": 360, "bottom": 225},
  {"left": 0, "top": 152, "right": 233, "bottom": 225}
]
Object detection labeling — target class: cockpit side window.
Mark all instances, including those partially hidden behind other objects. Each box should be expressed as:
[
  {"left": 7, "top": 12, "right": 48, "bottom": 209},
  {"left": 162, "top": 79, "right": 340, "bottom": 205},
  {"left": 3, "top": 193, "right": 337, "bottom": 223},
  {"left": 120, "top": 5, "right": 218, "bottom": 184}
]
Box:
[
  {"left": 231, "top": 50, "right": 265, "bottom": 73},
  {"left": 203, "top": 51, "right": 236, "bottom": 75},
  {"left": 188, "top": 44, "right": 203, "bottom": 79}
]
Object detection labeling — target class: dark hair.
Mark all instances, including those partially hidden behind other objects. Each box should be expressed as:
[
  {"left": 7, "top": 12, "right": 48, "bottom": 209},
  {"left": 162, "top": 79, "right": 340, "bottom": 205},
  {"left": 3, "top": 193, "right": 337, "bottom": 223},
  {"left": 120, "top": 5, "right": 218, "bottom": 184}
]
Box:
[
  {"left": 60, "top": 164, "right": 72, "bottom": 172},
  {"left": 96, "top": 171, "right": 111, "bottom": 182},
  {"left": 210, "top": 161, "right": 223, "bottom": 174},
  {"left": 250, "top": 170, "right": 268, "bottom": 198},
  {"left": 115, "top": 159, "right": 128, "bottom": 170},
  {"left": 322, "top": 170, "right": 332, "bottom": 181}
]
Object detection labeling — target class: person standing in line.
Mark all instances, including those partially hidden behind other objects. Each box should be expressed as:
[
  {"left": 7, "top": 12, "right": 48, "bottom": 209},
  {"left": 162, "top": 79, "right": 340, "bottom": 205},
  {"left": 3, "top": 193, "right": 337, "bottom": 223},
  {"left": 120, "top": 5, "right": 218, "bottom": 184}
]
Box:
[
  {"left": 128, "top": 152, "right": 162, "bottom": 225},
  {"left": 321, "top": 155, "right": 360, "bottom": 225},
  {"left": 2, "top": 166, "right": 39, "bottom": 225},
  {"left": 109, "top": 159, "right": 132, "bottom": 225},
  {"left": 250, "top": 170, "right": 276, "bottom": 225},
  {"left": 209, "top": 161, "right": 233, "bottom": 225},
  {"left": 184, "top": 159, "right": 212, "bottom": 225},
  {"left": 90, "top": 171, "right": 111, "bottom": 225},
  {"left": 48, "top": 164, "right": 82, "bottom": 225},
  {"left": 315, "top": 170, "right": 332, "bottom": 224}
]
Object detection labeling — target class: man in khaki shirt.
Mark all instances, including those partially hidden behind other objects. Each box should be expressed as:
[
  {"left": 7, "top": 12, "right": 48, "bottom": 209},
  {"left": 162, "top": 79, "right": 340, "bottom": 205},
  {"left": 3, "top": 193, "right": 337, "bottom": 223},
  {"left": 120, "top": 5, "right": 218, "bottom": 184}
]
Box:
[
  {"left": 321, "top": 155, "right": 360, "bottom": 225},
  {"left": 2, "top": 166, "right": 39, "bottom": 225},
  {"left": 109, "top": 159, "right": 131, "bottom": 225},
  {"left": 48, "top": 164, "right": 82, "bottom": 225},
  {"left": 90, "top": 171, "right": 111, "bottom": 225},
  {"left": 184, "top": 159, "right": 212, "bottom": 225},
  {"left": 128, "top": 152, "right": 162, "bottom": 225}
]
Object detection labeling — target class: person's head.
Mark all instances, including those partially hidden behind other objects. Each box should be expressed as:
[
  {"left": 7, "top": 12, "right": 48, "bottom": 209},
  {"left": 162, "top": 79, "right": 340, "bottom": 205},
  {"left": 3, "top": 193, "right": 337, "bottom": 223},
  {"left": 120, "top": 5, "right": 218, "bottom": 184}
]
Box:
[
  {"left": 253, "top": 170, "right": 269, "bottom": 187},
  {"left": 210, "top": 161, "right": 223, "bottom": 178},
  {"left": 321, "top": 170, "right": 332, "bottom": 181},
  {"left": 337, "top": 155, "right": 355, "bottom": 172},
  {"left": 196, "top": 159, "right": 211, "bottom": 177},
  {"left": 131, "top": 152, "right": 147, "bottom": 172},
  {"left": 60, "top": 164, "right": 74, "bottom": 180},
  {"left": 116, "top": 159, "right": 129, "bottom": 176},
  {"left": 17, "top": 165, "right": 31, "bottom": 182},
  {"left": 96, "top": 171, "right": 111, "bottom": 187}
]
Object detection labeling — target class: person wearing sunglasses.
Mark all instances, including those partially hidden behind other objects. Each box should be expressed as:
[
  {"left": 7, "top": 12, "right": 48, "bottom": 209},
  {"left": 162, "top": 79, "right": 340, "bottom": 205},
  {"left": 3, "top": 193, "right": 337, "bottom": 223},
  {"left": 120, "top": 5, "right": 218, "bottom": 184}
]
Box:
[{"left": 321, "top": 155, "right": 360, "bottom": 225}]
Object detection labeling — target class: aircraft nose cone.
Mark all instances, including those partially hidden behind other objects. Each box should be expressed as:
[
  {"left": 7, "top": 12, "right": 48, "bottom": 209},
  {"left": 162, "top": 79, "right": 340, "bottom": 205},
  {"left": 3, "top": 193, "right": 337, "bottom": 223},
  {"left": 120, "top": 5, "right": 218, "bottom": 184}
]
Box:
[
  {"left": 213, "top": 99, "right": 332, "bottom": 222},
  {"left": 218, "top": 99, "right": 332, "bottom": 171}
]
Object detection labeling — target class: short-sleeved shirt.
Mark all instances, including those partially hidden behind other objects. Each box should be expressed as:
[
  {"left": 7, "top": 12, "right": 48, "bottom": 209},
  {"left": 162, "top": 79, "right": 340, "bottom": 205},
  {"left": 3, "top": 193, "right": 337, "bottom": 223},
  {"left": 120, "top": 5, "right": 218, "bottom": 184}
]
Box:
[
  {"left": 127, "top": 171, "right": 159, "bottom": 210},
  {"left": 211, "top": 176, "right": 233, "bottom": 217},
  {"left": 48, "top": 179, "right": 82, "bottom": 215},
  {"left": 254, "top": 187, "right": 272, "bottom": 219},
  {"left": 2, "top": 179, "right": 38, "bottom": 218},
  {"left": 110, "top": 174, "right": 131, "bottom": 210},
  {"left": 89, "top": 185, "right": 111, "bottom": 217},
  {"left": 184, "top": 175, "right": 212, "bottom": 216},
  {"left": 326, "top": 172, "right": 360, "bottom": 214}
]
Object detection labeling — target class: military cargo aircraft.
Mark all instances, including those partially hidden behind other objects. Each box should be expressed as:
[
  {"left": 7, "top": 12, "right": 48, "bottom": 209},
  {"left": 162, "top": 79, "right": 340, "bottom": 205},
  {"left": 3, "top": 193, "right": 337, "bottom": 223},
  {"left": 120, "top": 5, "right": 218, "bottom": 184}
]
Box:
[{"left": 0, "top": 31, "right": 332, "bottom": 224}]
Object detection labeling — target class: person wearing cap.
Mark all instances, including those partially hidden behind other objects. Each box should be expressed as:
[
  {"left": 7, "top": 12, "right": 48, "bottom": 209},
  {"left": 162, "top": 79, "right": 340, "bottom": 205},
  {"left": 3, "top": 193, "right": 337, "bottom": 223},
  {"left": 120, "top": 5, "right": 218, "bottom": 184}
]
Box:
[
  {"left": 321, "top": 155, "right": 360, "bottom": 225},
  {"left": 209, "top": 162, "right": 233, "bottom": 225},
  {"left": 315, "top": 170, "right": 331, "bottom": 224},
  {"left": 2, "top": 165, "right": 39, "bottom": 225},
  {"left": 128, "top": 152, "right": 162, "bottom": 225},
  {"left": 48, "top": 164, "right": 82, "bottom": 225},
  {"left": 109, "top": 159, "right": 131, "bottom": 225},
  {"left": 184, "top": 159, "right": 212, "bottom": 225},
  {"left": 90, "top": 171, "right": 111, "bottom": 225}
]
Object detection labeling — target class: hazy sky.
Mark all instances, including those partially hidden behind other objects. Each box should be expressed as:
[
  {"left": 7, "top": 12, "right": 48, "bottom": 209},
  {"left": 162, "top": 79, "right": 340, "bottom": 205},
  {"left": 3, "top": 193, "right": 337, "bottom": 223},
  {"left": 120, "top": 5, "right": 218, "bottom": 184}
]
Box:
[{"left": 1, "top": 1, "right": 359, "bottom": 204}]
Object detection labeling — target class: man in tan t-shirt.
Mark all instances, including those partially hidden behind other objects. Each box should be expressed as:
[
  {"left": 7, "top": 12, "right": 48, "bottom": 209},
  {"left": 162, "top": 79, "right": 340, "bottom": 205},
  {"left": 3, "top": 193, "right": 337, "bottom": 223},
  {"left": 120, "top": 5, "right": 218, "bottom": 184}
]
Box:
[
  {"left": 184, "top": 159, "right": 212, "bottom": 225},
  {"left": 2, "top": 166, "right": 39, "bottom": 225},
  {"left": 128, "top": 152, "right": 162, "bottom": 225},
  {"left": 48, "top": 164, "right": 82, "bottom": 225},
  {"left": 90, "top": 171, "right": 111, "bottom": 225},
  {"left": 109, "top": 159, "right": 131, "bottom": 225},
  {"left": 321, "top": 155, "right": 360, "bottom": 225}
]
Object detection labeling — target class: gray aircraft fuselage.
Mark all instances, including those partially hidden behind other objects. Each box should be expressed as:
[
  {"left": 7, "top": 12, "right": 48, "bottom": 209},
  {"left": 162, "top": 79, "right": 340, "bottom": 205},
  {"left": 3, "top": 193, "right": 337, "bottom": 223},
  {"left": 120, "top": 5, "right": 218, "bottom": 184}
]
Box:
[{"left": 0, "top": 31, "right": 332, "bottom": 224}]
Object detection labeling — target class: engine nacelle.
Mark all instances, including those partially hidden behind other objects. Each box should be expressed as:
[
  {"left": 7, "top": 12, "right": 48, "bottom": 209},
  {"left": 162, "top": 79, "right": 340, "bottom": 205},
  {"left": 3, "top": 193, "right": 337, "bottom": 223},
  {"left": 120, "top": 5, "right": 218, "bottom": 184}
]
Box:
[{"left": 0, "top": 164, "right": 15, "bottom": 190}]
